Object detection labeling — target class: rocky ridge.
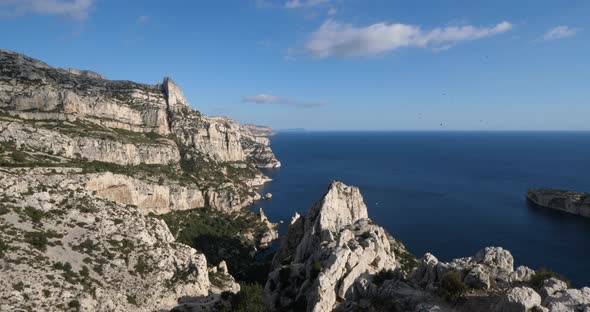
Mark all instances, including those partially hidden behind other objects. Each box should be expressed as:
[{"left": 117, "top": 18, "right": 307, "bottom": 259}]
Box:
[
  {"left": 0, "top": 49, "right": 280, "bottom": 213},
  {"left": 265, "top": 181, "right": 590, "bottom": 312}
]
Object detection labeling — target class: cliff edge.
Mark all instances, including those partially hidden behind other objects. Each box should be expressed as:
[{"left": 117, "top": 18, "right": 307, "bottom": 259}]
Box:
[{"left": 265, "top": 181, "right": 590, "bottom": 312}]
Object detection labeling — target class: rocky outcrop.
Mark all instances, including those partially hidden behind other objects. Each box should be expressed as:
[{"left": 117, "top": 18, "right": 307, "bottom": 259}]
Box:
[
  {"left": 265, "top": 181, "right": 397, "bottom": 312},
  {"left": 0, "top": 167, "right": 238, "bottom": 312},
  {"left": 257, "top": 208, "right": 279, "bottom": 249},
  {"left": 412, "top": 247, "right": 516, "bottom": 291},
  {"left": 527, "top": 189, "right": 590, "bottom": 218},
  {"left": 493, "top": 287, "right": 542, "bottom": 312},
  {"left": 264, "top": 182, "right": 590, "bottom": 312}
]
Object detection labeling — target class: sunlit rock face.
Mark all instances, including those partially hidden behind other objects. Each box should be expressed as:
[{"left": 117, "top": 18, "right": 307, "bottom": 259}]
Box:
[
  {"left": 264, "top": 182, "right": 590, "bottom": 312},
  {"left": 0, "top": 168, "right": 225, "bottom": 312},
  {"left": 265, "top": 181, "right": 396, "bottom": 312},
  {"left": 0, "top": 49, "right": 276, "bottom": 311},
  {"left": 0, "top": 49, "right": 280, "bottom": 213}
]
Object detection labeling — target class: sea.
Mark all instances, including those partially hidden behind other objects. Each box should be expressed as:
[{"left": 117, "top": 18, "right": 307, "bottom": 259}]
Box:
[{"left": 254, "top": 131, "right": 590, "bottom": 288}]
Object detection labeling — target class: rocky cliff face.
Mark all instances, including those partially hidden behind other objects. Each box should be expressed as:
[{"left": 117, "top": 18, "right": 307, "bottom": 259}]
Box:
[
  {"left": 0, "top": 49, "right": 280, "bottom": 213},
  {"left": 527, "top": 189, "right": 590, "bottom": 218},
  {"left": 0, "top": 50, "right": 281, "bottom": 311},
  {"left": 0, "top": 168, "right": 239, "bottom": 312},
  {"left": 265, "top": 181, "right": 399, "bottom": 312},
  {"left": 265, "top": 181, "right": 590, "bottom": 312}
]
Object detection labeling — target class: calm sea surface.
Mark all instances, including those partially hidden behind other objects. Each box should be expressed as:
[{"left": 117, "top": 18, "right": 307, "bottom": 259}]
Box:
[{"left": 254, "top": 132, "right": 590, "bottom": 287}]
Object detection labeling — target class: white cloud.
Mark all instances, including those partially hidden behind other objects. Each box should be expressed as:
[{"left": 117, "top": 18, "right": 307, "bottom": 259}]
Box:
[
  {"left": 0, "top": 0, "right": 94, "bottom": 20},
  {"left": 285, "top": 0, "right": 330, "bottom": 9},
  {"left": 304, "top": 20, "right": 513, "bottom": 58},
  {"left": 541, "top": 25, "right": 580, "bottom": 41},
  {"left": 242, "top": 94, "right": 327, "bottom": 108}
]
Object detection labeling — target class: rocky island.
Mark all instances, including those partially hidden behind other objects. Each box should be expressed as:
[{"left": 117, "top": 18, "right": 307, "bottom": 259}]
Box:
[
  {"left": 527, "top": 189, "right": 590, "bottom": 218},
  {"left": 1, "top": 50, "right": 589, "bottom": 312}
]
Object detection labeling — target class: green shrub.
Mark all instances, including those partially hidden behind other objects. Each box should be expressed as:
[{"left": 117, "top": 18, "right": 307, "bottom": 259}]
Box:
[
  {"left": 134, "top": 257, "right": 151, "bottom": 275},
  {"left": 439, "top": 271, "right": 467, "bottom": 302},
  {"left": 80, "top": 266, "right": 90, "bottom": 277},
  {"left": 530, "top": 268, "right": 571, "bottom": 289},
  {"left": 11, "top": 150, "right": 27, "bottom": 162},
  {"left": 0, "top": 239, "right": 9, "bottom": 257},
  {"left": 68, "top": 299, "right": 80, "bottom": 311},
  {"left": 74, "top": 239, "right": 98, "bottom": 254},
  {"left": 145, "top": 132, "right": 161, "bottom": 140},
  {"left": 310, "top": 260, "right": 322, "bottom": 280},
  {"left": 12, "top": 281, "right": 25, "bottom": 291},
  {"left": 24, "top": 206, "right": 45, "bottom": 223},
  {"left": 127, "top": 294, "right": 138, "bottom": 305},
  {"left": 24, "top": 231, "right": 49, "bottom": 251},
  {"left": 223, "top": 283, "right": 266, "bottom": 312},
  {"left": 155, "top": 208, "right": 273, "bottom": 283}
]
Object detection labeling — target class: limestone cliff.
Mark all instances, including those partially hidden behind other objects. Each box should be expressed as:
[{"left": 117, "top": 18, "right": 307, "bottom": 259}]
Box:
[
  {"left": 0, "top": 49, "right": 280, "bottom": 214},
  {"left": 265, "top": 181, "right": 400, "bottom": 312},
  {"left": 0, "top": 49, "right": 280, "bottom": 311},
  {"left": 527, "top": 188, "right": 590, "bottom": 218}
]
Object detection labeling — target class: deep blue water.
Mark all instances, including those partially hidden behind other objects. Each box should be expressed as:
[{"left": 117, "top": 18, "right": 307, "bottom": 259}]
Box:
[{"left": 254, "top": 132, "right": 590, "bottom": 288}]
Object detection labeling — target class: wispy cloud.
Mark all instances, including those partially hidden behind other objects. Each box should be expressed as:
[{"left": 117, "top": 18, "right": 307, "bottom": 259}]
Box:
[
  {"left": 0, "top": 0, "right": 94, "bottom": 20},
  {"left": 541, "top": 25, "right": 580, "bottom": 41},
  {"left": 303, "top": 20, "right": 513, "bottom": 58},
  {"left": 242, "top": 94, "right": 327, "bottom": 108},
  {"left": 285, "top": 0, "right": 330, "bottom": 9}
]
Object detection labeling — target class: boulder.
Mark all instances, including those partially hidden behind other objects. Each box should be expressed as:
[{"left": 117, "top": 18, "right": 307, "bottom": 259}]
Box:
[
  {"left": 511, "top": 266, "right": 536, "bottom": 284},
  {"left": 539, "top": 278, "right": 568, "bottom": 299},
  {"left": 494, "top": 287, "right": 543, "bottom": 312}
]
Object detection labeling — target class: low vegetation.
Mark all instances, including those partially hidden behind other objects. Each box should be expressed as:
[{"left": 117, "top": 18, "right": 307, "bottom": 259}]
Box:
[
  {"left": 0, "top": 239, "right": 9, "bottom": 257},
  {"left": 154, "top": 208, "right": 273, "bottom": 283},
  {"left": 439, "top": 271, "right": 468, "bottom": 303},
  {"left": 530, "top": 268, "right": 571, "bottom": 289},
  {"left": 222, "top": 282, "right": 266, "bottom": 312},
  {"left": 24, "top": 231, "right": 49, "bottom": 251}
]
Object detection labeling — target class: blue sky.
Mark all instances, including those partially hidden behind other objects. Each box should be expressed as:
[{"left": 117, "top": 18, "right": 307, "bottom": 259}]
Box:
[{"left": 1, "top": 0, "right": 589, "bottom": 130}]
